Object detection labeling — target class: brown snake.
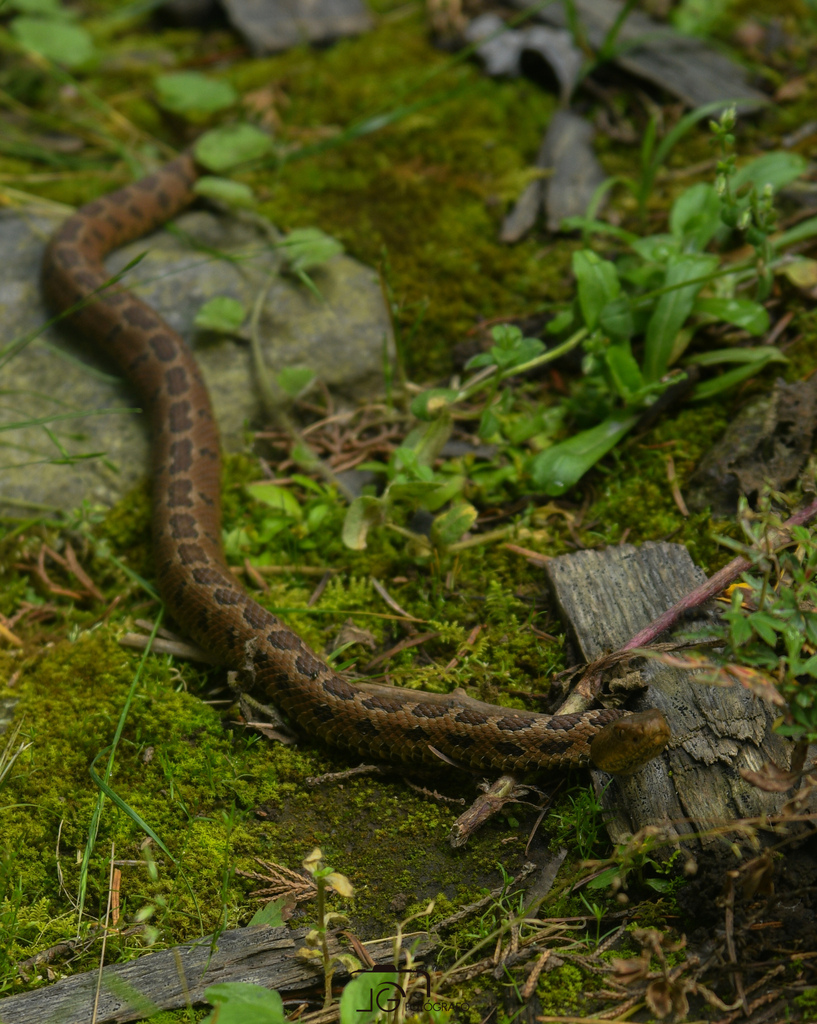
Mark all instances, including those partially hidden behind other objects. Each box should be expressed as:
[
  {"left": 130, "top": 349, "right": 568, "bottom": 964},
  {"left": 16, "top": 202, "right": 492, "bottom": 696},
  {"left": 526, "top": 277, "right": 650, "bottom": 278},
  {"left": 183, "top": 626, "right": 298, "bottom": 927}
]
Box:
[{"left": 42, "top": 151, "right": 670, "bottom": 775}]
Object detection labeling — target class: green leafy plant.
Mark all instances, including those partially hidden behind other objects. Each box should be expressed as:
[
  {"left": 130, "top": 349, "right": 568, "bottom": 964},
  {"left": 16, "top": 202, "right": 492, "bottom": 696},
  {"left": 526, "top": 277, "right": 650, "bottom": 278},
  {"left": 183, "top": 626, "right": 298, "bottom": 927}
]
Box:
[
  {"left": 342, "top": 413, "right": 471, "bottom": 553},
  {"left": 671, "top": 496, "right": 817, "bottom": 754},
  {"left": 275, "top": 226, "right": 345, "bottom": 301},
  {"left": 155, "top": 71, "right": 238, "bottom": 119},
  {"left": 360, "top": 107, "right": 811, "bottom": 524},
  {"left": 201, "top": 982, "right": 286, "bottom": 1024},
  {"left": 8, "top": 0, "right": 95, "bottom": 68},
  {"left": 297, "top": 848, "right": 358, "bottom": 1009}
]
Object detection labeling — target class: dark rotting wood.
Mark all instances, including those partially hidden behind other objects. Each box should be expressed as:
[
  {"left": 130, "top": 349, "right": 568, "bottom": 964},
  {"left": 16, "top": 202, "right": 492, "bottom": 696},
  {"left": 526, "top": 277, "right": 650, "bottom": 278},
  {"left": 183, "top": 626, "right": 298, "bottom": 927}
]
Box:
[
  {"left": 544, "top": 541, "right": 808, "bottom": 854},
  {"left": 0, "top": 925, "right": 433, "bottom": 1024}
]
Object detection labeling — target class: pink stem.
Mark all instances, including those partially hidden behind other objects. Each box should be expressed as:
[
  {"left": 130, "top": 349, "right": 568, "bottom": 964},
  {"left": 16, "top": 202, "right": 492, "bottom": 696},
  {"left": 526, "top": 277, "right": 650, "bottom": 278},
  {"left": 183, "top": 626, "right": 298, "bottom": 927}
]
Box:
[{"left": 621, "top": 497, "right": 817, "bottom": 652}]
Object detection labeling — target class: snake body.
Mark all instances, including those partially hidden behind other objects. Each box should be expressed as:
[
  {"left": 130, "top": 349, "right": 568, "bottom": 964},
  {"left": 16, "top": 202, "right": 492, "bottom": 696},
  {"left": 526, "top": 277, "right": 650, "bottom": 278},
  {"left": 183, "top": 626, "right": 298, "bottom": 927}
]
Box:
[{"left": 42, "top": 152, "right": 670, "bottom": 774}]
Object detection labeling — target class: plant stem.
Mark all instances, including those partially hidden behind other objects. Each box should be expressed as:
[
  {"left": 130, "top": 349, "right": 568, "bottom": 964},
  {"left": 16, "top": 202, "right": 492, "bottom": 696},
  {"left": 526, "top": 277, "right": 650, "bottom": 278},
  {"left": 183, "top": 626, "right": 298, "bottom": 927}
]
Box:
[{"left": 622, "top": 497, "right": 817, "bottom": 653}]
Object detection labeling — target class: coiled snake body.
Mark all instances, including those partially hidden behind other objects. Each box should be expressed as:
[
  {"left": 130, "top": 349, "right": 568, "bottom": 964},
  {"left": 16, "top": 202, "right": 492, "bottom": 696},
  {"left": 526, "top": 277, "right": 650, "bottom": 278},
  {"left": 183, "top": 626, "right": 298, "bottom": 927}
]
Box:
[{"left": 42, "top": 152, "right": 670, "bottom": 775}]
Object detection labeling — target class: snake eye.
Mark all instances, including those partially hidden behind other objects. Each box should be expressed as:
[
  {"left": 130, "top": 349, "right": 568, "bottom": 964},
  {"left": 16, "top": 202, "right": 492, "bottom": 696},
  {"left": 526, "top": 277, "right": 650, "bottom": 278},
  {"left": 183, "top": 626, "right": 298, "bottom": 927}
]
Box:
[{"left": 589, "top": 709, "right": 671, "bottom": 774}]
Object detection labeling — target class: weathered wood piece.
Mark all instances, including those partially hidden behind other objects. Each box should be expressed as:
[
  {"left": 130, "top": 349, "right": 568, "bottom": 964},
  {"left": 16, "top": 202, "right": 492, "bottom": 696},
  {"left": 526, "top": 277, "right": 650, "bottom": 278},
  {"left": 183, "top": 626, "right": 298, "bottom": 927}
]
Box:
[
  {"left": 500, "top": 109, "right": 605, "bottom": 242},
  {"left": 0, "top": 925, "right": 432, "bottom": 1024},
  {"left": 686, "top": 377, "right": 817, "bottom": 516},
  {"left": 544, "top": 542, "right": 799, "bottom": 851},
  {"left": 510, "top": 0, "right": 767, "bottom": 111}
]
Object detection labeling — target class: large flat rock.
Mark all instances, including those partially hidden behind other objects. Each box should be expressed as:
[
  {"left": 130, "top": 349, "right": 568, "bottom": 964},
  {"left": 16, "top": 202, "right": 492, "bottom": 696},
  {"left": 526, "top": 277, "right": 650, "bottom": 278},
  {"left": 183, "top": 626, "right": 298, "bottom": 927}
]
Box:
[{"left": 0, "top": 200, "right": 392, "bottom": 517}]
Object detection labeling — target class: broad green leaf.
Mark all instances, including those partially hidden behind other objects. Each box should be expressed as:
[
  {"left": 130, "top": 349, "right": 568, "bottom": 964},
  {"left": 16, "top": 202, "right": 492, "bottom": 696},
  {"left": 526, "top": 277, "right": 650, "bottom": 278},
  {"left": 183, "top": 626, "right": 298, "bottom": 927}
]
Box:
[
  {"left": 667, "top": 326, "right": 694, "bottom": 366},
  {"left": 692, "top": 297, "right": 769, "bottom": 335},
  {"left": 194, "top": 296, "right": 245, "bottom": 333},
  {"left": 246, "top": 483, "right": 302, "bottom": 520},
  {"left": 420, "top": 475, "right": 464, "bottom": 512},
  {"left": 780, "top": 257, "right": 817, "bottom": 289},
  {"left": 279, "top": 227, "right": 343, "bottom": 273},
  {"left": 586, "top": 866, "right": 620, "bottom": 889},
  {"left": 411, "top": 388, "right": 459, "bottom": 420},
  {"left": 305, "top": 504, "right": 330, "bottom": 532},
  {"left": 194, "top": 175, "right": 256, "bottom": 208},
  {"left": 223, "top": 526, "right": 252, "bottom": 557},
  {"left": 11, "top": 17, "right": 94, "bottom": 66},
  {"left": 691, "top": 350, "right": 787, "bottom": 401},
  {"left": 202, "top": 983, "right": 285, "bottom": 1024},
  {"left": 645, "top": 878, "right": 674, "bottom": 893},
  {"left": 604, "top": 344, "right": 643, "bottom": 401},
  {"left": 248, "top": 897, "right": 286, "bottom": 927},
  {"left": 599, "top": 297, "right": 634, "bottom": 340},
  {"left": 291, "top": 440, "right": 321, "bottom": 471},
  {"left": 478, "top": 406, "right": 500, "bottom": 439},
  {"left": 486, "top": 324, "right": 545, "bottom": 371},
  {"left": 291, "top": 473, "right": 330, "bottom": 494},
  {"left": 800, "top": 654, "right": 817, "bottom": 677},
  {"left": 155, "top": 72, "right": 236, "bottom": 117},
  {"left": 256, "top": 516, "right": 291, "bottom": 543},
  {"left": 732, "top": 151, "right": 806, "bottom": 192},
  {"left": 629, "top": 234, "right": 678, "bottom": 264},
  {"left": 495, "top": 336, "right": 545, "bottom": 371},
  {"left": 464, "top": 351, "right": 494, "bottom": 370},
  {"left": 388, "top": 480, "right": 441, "bottom": 501},
  {"left": 573, "top": 250, "right": 620, "bottom": 330},
  {"left": 669, "top": 182, "right": 721, "bottom": 252},
  {"left": 749, "top": 612, "right": 780, "bottom": 647},
  {"left": 546, "top": 308, "right": 575, "bottom": 334},
  {"left": 643, "top": 254, "right": 718, "bottom": 381},
  {"left": 686, "top": 346, "right": 787, "bottom": 367},
  {"left": 342, "top": 496, "right": 384, "bottom": 550},
  {"left": 431, "top": 502, "right": 478, "bottom": 547},
  {"left": 728, "top": 612, "right": 752, "bottom": 647},
  {"left": 276, "top": 365, "right": 316, "bottom": 397},
  {"left": 773, "top": 216, "right": 817, "bottom": 249},
  {"left": 10, "top": 0, "right": 66, "bottom": 15},
  {"left": 409, "top": 411, "right": 452, "bottom": 468},
  {"left": 391, "top": 446, "right": 434, "bottom": 482},
  {"left": 528, "top": 414, "right": 638, "bottom": 496},
  {"left": 340, "top": 971, "right": 399, "bottom": 1024},
  {"left": 195, "top": 124, "right": 274, "bottom": 173},
  {"left": 559, "top": 216, "right": 640, "bottom": 246}
]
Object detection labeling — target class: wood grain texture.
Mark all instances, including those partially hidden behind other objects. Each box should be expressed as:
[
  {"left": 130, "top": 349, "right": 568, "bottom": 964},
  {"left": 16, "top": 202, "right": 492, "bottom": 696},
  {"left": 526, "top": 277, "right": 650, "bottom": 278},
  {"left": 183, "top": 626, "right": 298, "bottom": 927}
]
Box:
[
  {"left": 0, "top": 926, "right": 433, "bottom": 1024},
  {"left": 545, "top": 541, "right": 804, "bottom": 850}
]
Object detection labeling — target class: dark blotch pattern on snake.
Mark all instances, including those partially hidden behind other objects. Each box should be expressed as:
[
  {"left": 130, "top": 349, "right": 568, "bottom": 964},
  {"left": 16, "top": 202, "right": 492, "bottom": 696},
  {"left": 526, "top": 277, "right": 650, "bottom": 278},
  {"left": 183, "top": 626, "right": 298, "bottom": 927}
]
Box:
[{"left": 42, "top": 152, "right": 670, "bottom": 775}]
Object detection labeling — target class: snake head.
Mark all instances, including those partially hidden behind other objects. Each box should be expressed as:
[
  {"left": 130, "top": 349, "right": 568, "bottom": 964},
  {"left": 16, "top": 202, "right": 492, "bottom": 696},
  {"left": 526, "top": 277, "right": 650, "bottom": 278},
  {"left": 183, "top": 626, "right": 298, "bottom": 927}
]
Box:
[{"left": 589, "top": 709, "right": 671, "bottom": 775}]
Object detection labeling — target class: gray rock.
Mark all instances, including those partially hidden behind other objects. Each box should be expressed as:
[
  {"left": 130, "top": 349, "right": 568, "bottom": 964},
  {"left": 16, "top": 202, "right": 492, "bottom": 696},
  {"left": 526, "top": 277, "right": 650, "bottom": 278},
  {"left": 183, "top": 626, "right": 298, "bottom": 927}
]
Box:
[
  {"left": 0, "top": 202, "right": 393, "bottom": 517},
  {"left": 221, "top": 0, "right": 372, "bottom": 54}
]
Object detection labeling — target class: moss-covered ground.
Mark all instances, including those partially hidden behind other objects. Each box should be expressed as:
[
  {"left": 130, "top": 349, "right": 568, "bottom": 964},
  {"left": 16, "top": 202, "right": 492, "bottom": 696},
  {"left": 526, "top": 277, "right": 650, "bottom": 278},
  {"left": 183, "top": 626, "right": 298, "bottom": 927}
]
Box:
[{"left": 2, "top": 0, "right": 817, "bottom": 1021}]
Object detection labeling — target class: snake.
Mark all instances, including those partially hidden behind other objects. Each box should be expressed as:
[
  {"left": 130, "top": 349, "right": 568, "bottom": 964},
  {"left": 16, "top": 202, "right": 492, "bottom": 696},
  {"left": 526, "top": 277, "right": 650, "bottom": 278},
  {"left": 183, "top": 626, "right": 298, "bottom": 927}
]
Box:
[{"left": 42, "top": 150, "right": 671, "bottom": 776}]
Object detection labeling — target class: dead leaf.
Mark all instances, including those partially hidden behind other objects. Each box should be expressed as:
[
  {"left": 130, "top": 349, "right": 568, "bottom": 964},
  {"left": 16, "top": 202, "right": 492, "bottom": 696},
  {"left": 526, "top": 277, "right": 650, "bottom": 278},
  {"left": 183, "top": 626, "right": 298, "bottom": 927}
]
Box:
[
  {"left": 610, "top": 955, "right": 650, "bottom": 983},
  {"left": 740, "top": 760, "right": 802, "bottom": 792},
  {"left": 646, "top": 978, "right": 690, "bottom": 1020},
  {"left": 651, "top": 651, "right": 786, "bottom": 706},
  {"left": 781, "top": 257, "right": 817, "bottom": 290},
  {"left": 776, "top": 76, "right": 809, "bottom": 101},
  {"left": 738, "top": 851, "right": 775, "bottom": 900},
  {"left": 332, "top": 620, "right": 377, "bottom": 652},
  {"left": 645, "top": 978, "right": 673, "bottom": 1018}
]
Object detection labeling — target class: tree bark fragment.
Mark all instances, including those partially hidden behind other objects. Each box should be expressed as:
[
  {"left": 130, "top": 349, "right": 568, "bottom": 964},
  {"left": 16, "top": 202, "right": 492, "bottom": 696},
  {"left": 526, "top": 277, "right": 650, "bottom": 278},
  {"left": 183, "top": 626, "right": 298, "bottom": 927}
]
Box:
[{"left": 544, "top": 542, "right": 806, "bottom": 852}]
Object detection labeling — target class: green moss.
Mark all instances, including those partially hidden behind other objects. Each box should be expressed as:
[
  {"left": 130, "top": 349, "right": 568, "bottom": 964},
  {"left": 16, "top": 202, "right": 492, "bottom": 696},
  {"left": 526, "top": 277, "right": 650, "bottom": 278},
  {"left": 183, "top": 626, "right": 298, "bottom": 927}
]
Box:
[
  {"left": 4, "top": 4, "right": 814, "bottom": 1015},
  {"left": 581, "top": 404, "right": 734, "bottom": 574},
  {"left": 794, "top": 986, "right": 817, "bottom": 1016},
  {"left": 535, "top": 963, "right": 587, "bottom": 1015}
]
